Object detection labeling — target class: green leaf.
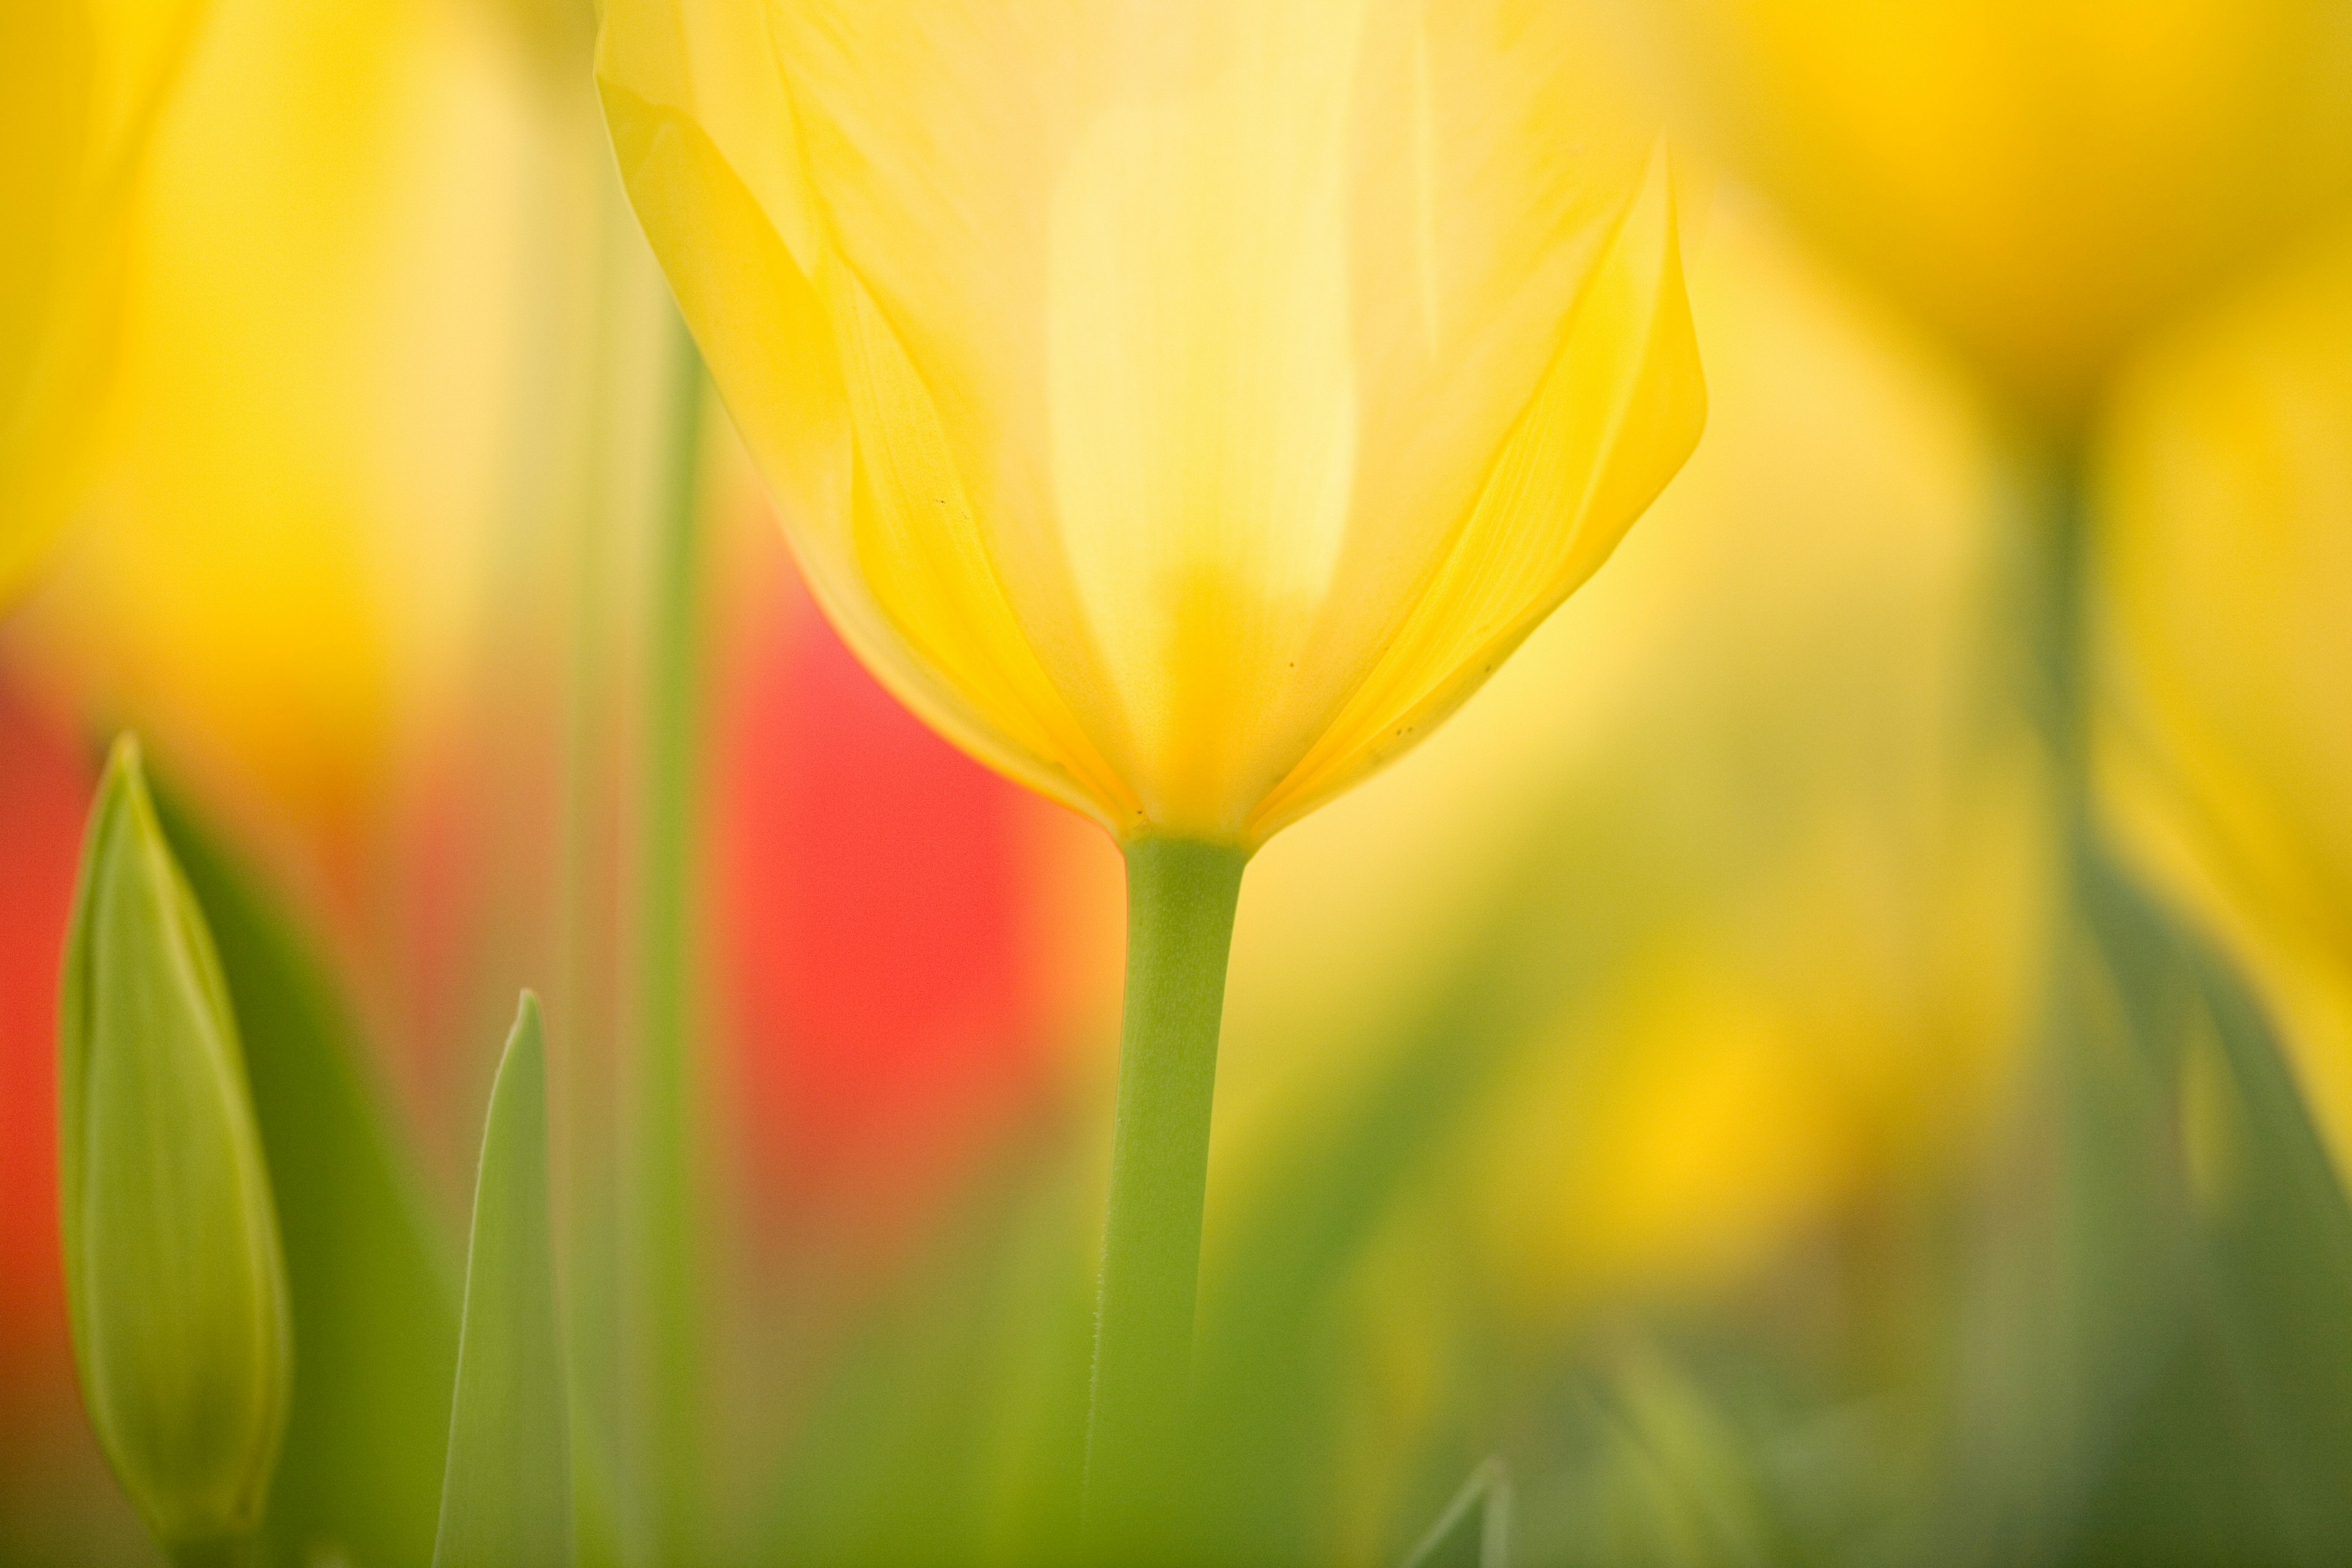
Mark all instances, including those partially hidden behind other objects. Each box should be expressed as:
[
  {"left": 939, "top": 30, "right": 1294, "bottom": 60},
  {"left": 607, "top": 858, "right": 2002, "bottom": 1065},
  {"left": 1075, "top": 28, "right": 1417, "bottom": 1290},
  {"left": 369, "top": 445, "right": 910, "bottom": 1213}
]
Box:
[
  {"left": 58, "top": 737, "right": 293, "bottom": 1555},
  {"left": 434, "top": 994, "right": 573, "bottom": 1568},
  {"left": 152, "top": 782, "right": 460, "bottom": 1568},
  {"left": 756, "top": 1149, "right": 1096, "bottom": 1568},
  {"left": 1403, "top": 1460, "right": 1510, "bottom": 1568},
  {"left": 2187, "top": 934, "right": 2352, "bottom": 1564},
  {"left": 2073, "top": 850, "right": 2352, "bottom": 1565}
]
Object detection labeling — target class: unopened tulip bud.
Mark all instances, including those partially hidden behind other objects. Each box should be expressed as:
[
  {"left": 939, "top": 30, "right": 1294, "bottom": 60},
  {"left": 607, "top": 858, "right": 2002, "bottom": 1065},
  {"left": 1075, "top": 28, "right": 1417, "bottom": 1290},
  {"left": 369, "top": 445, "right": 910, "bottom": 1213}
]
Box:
[{"left": 57, "top": 736, "right": 292, "bottom": 1558}]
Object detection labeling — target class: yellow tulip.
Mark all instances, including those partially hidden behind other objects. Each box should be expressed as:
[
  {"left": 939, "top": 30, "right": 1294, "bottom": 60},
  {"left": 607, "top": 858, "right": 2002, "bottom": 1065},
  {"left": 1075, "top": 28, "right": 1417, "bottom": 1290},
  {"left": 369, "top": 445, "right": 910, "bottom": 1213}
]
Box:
[
  {"left": 1631, "top": 0, "right": 2352, "bottom": 421},
  {"left": 0, "top": 0, "right": 208, "bottom": 601},
  {"left": 6, "top": 0, "right": 572, "bottom": 836},
  {"left": 2095, "top": 227, "right": 2352, "bottom": 1172},
  {"left": 600, "top": 4, "right": 1706, "bottom": 1522},
  {"left": 597, "top": 0, "right": 1706, "bottom": 850}
]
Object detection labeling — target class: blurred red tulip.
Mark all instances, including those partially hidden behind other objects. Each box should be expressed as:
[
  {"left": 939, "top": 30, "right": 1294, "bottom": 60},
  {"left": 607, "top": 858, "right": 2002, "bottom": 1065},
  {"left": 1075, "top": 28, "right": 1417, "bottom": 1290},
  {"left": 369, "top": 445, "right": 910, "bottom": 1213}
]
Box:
[
  {"left": 0, "top": 679, "right": 90, "bottom": 1400},
  {"left": 714, "top": 536, "right": 1057, "bottom": 1250}
]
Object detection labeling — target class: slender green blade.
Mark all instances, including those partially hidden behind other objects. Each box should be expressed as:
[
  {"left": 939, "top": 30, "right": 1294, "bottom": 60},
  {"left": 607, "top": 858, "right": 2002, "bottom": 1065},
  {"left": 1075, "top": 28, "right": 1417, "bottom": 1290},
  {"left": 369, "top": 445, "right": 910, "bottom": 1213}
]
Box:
[
  {"left": 153, "top": 788, "right": 461, "bottom": 1568},
  {"left": 1404, "top": 1460, "right": 1510, "bottom": 1568},
  {"left": 434, "top": 995, "right": 573, "bottom": 1568},
  {"left": 2189, "top": 938, "right": 2352, "bottom": 1564},
  {"left": 2078, "top": 850, "right": 2352, "bottom": 1564}
]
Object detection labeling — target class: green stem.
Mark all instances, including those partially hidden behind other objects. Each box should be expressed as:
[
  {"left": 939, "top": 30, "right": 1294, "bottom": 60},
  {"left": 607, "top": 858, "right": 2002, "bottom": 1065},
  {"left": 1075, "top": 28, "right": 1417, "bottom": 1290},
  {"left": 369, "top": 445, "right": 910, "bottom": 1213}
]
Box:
[
  {"left": 1085, "top": 837, "right": 1250, "bottom": 1526},
  {"left": 555, "top": 140, "right": 631, "bottom": 1568},
  {"left": 2024, "top": 450, "right": 2092, "bottom": 840},
  {"left": 633, "top": 308, "right": 707, "bottom": 1568}
]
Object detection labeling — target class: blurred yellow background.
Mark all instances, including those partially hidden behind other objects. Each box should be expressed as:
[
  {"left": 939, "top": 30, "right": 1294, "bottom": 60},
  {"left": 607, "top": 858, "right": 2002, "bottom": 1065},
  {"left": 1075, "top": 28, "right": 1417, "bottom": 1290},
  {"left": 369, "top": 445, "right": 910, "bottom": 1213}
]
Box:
[{"left": 6, "top": 1, "right": 2351, "bottom": 1563}]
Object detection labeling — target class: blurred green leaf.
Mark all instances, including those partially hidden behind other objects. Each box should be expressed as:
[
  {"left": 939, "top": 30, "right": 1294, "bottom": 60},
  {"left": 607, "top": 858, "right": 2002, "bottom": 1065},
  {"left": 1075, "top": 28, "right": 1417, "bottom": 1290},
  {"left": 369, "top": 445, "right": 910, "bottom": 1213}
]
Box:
[
  {"left": 153, "top": 785, "right": 460, "bottom": 1568},
  {"left": 2184, "top": 922, "right": 2352, "bottom": 1563},
  {"left": 1908, "top": 846, "right": 2201, "bottom": 1568},
  {"left": 1189, "top": 851, "right": 1630, "bottom": 1563},
  {"left": 1402, "top": 1460, "right": 1510, "bottom": 1568},
  {"left": 1588, "top": 1355, "right": 1801, "bottom": 1568},
  {"left": 434, "top": 995, "right": 573, "bottom": 1568},
  {"left": 2046, "top": 849, "right": 2352, "bottom": 1567},
  {"left": 757, "top": 1140, "right": 1096, "bottom": 1568}
]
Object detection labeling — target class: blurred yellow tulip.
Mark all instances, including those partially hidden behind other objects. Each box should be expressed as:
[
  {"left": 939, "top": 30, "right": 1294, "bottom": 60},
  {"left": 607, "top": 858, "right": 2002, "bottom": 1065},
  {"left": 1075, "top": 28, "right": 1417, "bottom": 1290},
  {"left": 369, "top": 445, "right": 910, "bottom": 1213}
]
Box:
[
  {"left": 0, "top": 0, "right": 208, "bottom": 601},
  {"left": 1627, "top": 0, "right": 2352, "bottom": 422},
  {"left": 2095, "top": 227, "right": 2352, "bottom": 1173},
  {"left": 5, "top": 0, "right": 568, "bottom": 839},
  {"left": 598, "top": 0, "right": 1706, "bottom": 849},
  {"left": 1219, "top": 197, "right": 2040, "bottom": 1318}
]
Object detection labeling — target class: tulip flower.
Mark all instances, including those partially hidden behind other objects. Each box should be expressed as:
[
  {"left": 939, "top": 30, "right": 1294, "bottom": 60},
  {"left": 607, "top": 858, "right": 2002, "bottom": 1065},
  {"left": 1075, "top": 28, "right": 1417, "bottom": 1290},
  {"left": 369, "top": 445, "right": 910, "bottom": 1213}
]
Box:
[
  {"left": 8, "top": 0, "right": 545, "bottom": 843},
  {"left": 2096, "top": 228, "right": 2352, "bottom": 1170},
  {"left": 1, "top": 0, "right": 209, "bottom": 603},
  {"left": 1634, "top": 0, "right": 2352, "bottom": 423},
  {"left": 57, "top": 737, "right": 293, "bottom": 1562},
  {"left": 0, "top": 686, "right": 91, "bottom": 1387},
  {"left": 598, "top": 0, "right": 1705, "bottom": 1518}
]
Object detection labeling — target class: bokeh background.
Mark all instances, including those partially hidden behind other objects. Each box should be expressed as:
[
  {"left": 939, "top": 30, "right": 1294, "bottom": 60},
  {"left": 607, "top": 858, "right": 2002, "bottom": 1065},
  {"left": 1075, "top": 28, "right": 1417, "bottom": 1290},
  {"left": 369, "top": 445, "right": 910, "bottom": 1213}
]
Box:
[{"left": 4, "top": 1, "right": 2350, "bottom": 1564}]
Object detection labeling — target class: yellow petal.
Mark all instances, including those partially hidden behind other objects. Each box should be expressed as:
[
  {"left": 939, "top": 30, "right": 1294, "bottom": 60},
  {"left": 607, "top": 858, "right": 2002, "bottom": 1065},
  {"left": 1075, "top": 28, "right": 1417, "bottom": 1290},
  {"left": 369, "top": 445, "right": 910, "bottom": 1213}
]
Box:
[
  {"left": 1035, "top": 9, "right": 1365, "bottom": 828},
  {"left": 1, "top": 0, "right": 208, "bottom": 602},
  {"left": 2097, "top": 226, "right": 2352, "bottom": 1171},
  {"left": 598, "top": 0, "right": 1135, "bottom": 829},
  {"left": 1253, "top": 148, "right": 1707, "bottom": 839},
  {"left": 826, "top": 257, "right": 1137, "bottom": 823},
  {"left": 0, "top": 7, "right": 92, "bottom": 428},
  {"left": 1637, "top": 0, "right": 2352, "bottom": 420},
  {"left": 10, "top": 0, "right": 529, "bottom": 827}
]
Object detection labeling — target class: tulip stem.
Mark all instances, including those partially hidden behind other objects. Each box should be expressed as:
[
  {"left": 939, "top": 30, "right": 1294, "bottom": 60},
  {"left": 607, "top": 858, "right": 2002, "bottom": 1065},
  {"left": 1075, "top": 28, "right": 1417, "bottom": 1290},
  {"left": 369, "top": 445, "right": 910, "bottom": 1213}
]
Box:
[
  {"left": 632, "top": 309, "right": 708, "bottom": 1567},
  {"left": 1085, "top": 836, "right": 1250, "bottom": 1530},
  {"left": 2025, "top": 453, "right": 2091, "bottom": 824}
]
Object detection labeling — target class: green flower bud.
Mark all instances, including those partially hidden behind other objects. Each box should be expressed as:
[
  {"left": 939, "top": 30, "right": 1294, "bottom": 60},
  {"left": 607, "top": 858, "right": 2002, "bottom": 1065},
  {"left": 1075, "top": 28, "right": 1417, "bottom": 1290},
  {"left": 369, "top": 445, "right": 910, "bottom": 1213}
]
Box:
[{"left": 57, "top": 736, "right": 292, "bottom": 1556}]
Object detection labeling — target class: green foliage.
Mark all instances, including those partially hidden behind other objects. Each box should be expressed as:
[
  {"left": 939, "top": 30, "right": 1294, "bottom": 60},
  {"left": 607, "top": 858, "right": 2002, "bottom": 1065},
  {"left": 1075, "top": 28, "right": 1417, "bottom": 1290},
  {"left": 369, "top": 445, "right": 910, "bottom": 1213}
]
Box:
[
  {"left": 2068, "top": 852, "right": 2352, "bottom": 1567},
  {"left": 434, "top": 995, "right": 573, "bottom": 1568},
  {"left": 57, "top": 737, "right": 292, "bottom": 1557},
  {"left": 45, "top": 682, "right": 2352, "bottom": 1568},
  {"left": 1403, "top": 1461, "right": 1510, "bottom": 1568}
]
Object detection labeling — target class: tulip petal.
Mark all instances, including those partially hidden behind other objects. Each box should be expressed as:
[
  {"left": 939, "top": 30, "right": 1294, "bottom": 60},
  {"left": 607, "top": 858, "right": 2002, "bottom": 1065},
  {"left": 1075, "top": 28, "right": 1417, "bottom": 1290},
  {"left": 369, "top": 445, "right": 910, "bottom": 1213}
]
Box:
[
  {"left": 1, "top": 0, "right": 207, "bottom": 602},
  {"left": 1035, "top": 9, "right": 1365, "bottom": 831},
  {"left": 827, "top": 261, "right": 1138, "bottom": 823},
  {"left": 1277, "top": 1, "right": 1661, "bottom": 755},
  {"left": 593, "top": 0, "right": 818, "bottom": 272},
  {"left": 599, "top": 1, "right": 1134, "bottom": 827},
  {"left": 1253, "top": 148, "right": 1707, "bottom": 840},
  {"left": 0, "top": 6, "right": 91, "bottom": 420}
]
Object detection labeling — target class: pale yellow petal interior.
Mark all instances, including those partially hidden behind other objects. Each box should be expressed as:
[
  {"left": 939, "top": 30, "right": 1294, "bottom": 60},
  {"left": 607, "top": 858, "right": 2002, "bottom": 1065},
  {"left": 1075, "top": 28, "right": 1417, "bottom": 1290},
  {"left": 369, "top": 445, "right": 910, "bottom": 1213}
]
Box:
[{"left": 1041, "top": 10, "right": 1363, "bottom": 833}]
